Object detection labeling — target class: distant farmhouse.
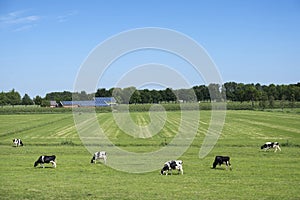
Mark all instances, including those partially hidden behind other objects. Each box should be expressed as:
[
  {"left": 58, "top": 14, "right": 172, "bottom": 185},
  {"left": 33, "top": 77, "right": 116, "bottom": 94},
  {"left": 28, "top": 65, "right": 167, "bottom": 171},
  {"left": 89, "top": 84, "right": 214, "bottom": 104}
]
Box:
[
  {"left": 50, "top": 101, "right": 58, "bottom": 108},
  {"left": 59, "top": 97, "right": 116, "bottom": 108}
]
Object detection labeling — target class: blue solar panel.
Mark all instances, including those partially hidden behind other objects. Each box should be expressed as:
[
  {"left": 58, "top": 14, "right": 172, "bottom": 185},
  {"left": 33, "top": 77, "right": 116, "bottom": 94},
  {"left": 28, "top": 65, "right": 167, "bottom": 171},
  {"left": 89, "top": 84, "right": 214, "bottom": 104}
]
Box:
[{"left": 60, "top": 97, "right": 116, "bottom": 107}]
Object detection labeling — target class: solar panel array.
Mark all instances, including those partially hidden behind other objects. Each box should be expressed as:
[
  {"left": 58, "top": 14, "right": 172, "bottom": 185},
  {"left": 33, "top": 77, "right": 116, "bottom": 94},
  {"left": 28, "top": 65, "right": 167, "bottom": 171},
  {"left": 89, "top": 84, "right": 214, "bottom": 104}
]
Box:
[{"left": 60, "top": 97, "right": 116, "bottom": 107}]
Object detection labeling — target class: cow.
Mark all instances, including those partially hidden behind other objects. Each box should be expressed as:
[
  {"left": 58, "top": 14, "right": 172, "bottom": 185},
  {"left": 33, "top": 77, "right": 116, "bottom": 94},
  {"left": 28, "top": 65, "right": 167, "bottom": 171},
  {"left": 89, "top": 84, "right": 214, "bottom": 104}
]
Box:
[
  {"left": 34, "top": 155, "right": 56, "bottom": 168},
  {"left": 91, "top": 151, "right": 107, "bottom": 164},
  {"left": 212, "top": 156, "right": 231, "bottom": 170},
  {"left": 261, "top": 142, "right": 281, "bottom": 152},
  {"left": 12, "top": 138, "right": 23, "bottom": 147},
  {"left": 161, "top": 160, "right": 183, "bottom": 175}
]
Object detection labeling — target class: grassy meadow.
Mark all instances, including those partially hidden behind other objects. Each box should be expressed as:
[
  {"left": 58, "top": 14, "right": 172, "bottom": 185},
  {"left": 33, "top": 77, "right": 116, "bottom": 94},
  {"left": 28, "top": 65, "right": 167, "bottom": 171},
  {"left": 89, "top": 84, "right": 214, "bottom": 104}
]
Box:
[{"left": 0, "top": 110, "right": 300, "bottom": 199}]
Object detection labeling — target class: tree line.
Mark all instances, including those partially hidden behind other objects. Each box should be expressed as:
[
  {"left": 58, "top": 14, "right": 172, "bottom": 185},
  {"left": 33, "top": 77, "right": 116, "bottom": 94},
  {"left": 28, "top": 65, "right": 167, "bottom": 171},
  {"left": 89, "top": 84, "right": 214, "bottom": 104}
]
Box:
[{"left": 1, "top": 82, "right": 299, "bottom": 107}]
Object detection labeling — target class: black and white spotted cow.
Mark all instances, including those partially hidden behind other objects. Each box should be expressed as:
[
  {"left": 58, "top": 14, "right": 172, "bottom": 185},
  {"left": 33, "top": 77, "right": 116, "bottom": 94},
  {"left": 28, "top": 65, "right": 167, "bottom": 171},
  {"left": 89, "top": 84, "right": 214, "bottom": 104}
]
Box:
[
  {"left": 212, "top": 156, "right": 232, "bottom": 170},
  {"left": 161, "top": 160, "right": 183, "bottom": 175},
  {"left": 34, "top": 155, "right": 56, "bottom": 168},
  {"left": 12, "top": 138, "right": 23, "bottom": 147},
  {"left": 261, "top": 142, "right": 281, "bottom": 152},
  {"left": 91, "top": 151, "right": 107, "bottom": 164}
]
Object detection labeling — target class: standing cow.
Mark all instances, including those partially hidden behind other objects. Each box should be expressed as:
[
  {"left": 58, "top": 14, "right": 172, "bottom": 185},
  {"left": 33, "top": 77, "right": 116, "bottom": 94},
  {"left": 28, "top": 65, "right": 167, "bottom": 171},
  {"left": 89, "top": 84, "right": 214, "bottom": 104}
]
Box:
[
  {"left": 161, "top": 160, "right": 183, "bottom": 175},
  {"left": 261, "top": 142, "right": 281, "bottom": 152},
  {"left": 34, "top": 155, "right": 56, "bottom": 168},
  {"left": 91, "top": 151, "right": 107, "bottom": 164},
  {"left": 13, "top": 138, "right": 23, "bottom": 147},
  {"left": 212, "top": 156, "right": 232, "bottom": 170}
]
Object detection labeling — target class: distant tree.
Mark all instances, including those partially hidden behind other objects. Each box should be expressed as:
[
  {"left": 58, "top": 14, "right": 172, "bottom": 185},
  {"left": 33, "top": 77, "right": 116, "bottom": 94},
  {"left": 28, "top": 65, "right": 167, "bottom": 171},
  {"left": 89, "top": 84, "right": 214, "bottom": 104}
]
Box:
[
  {"left": 244, "top": 84, "right": 259, "bottom": 108},
  {"left": 21, "top": 94, "right": 33, "bottom": 106},
  {"left": 95, "top": 88, "right": 111, "bottom": 97},
  {"left": 289, "top": 94, "right": 295, "bottom": 109},
  {"left": 280, "top": 95, "right": 286, "bottom": 110},
  {"left": 259, "top": 92, "right": 268, "bottom": 110},
  {"left": 193, "top": 85, "right": 210, "bottom": 102},
  {"left": 140, "top": 89, "right": 151, "bottom": 103},
  {"left": 0, "top": 92, "right": 9, "bottom": 107},
  {"left": 45, "top": 91, "right": 72, "bottom": 101},
  {"left": 268, "top": 95, "right": 275, "bottom": 108},
  {"left": 164, "top": 88, "right": 177, "bottom": 103},
  {"left": 130, "top": 90, "right": 141, "bottom": 104},
  {"left": 6, "top": 89, "right": 21, "bottom": 107},
  {"left": 111, "top": 88, "right": 123, "bottom": 103},
  {"left": 121, "top": 87, "right": 137, "bottom": 104},
  {"left": 41, "top": 99, "right": 50, "bottom": 107},
  {"left": 177, "top": 89, "right": 196, "bottom": 102},
  {"left": 208, "top": 83, "right": 222, "bottom": 102},
  {"left": 33, "top": 95, "right": 43, "bottom": 106},
  {"left": 267, "top": 84, "right": 278, "bottom": 100},
  {"left": 235, "top": 83, "right": 245, "bottom": 103},
  {"left": 150, "top": 90, "right": 162, "bottom": 103},
  {"left": 73, "top": 91, "right": 91, "bottom": 100},
  {"left": 224, "top": 82, "right": 237, "bottom": 101}
]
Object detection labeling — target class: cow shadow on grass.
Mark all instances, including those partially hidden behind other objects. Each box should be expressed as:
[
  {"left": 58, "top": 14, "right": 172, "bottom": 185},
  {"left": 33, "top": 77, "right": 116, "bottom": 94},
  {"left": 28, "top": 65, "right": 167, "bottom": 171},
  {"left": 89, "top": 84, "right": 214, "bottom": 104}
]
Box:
[
  {"left": 91, "top": 162, "right": 106, "bottom": 165},
  {"left": 211, "top": 167, "right": 232, "bottom": 171},
  {"left": 34, "top": 166, "right": 56, "bottom": 169},
  {"left": 211, "top": 167, "right": 225, "bottom": 170}
]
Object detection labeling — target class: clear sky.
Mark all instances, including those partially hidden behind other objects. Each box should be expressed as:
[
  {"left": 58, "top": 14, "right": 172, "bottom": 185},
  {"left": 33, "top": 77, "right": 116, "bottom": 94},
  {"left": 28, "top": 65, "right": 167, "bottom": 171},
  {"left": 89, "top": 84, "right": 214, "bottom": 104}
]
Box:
[{"left": 0, "top": 0, "right": 299, "bottom": 98}]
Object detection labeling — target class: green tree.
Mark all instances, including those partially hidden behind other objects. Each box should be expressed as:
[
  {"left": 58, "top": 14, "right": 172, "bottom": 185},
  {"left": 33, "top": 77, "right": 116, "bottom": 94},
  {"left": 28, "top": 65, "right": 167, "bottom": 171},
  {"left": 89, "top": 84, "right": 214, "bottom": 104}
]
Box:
[
  {"left": 6, "top": 89, "right": 21, "bottom": 107},
  {"left": 193, "top": 85, "right": 210, "bottom": 102},
  {"left": 45, "top": 91, "right": 72, "bottom": 101},
  {"left": 33, "top": 95, "right": 43, "bottom": 105},
  {"left": 177, "top": 89, "right": 196, "bottom": 102},
  {"left": 21, "top": 94, "right": 33, "bottom": 106},
  {"left": 280, "top": 95, "right": 286, "bottom": 110},
  {"left": 235, "top": 83, "right": 245, "bottom": 103},
  {"left": 259, "top": 92, "right": 268, "bottom": 110},
  {"left": 208, "top": 83, "right": 223, "bottom": 102},
  {"left": 130, "top": 90, "right": 141, "bottom": 104},
  {"left": 0, "top": 92, "right": 9, "bottom": 107},
  {"left": 164, "top": 88, "right": 177, "bottom": 103},
  {"left": 289, "top": 94, "right": 295, "bottom": 110},
  {"left": 224, "top": 82, "right": 237, "bottom": 101},
  {"left": 41, "top": 99, "right": 50, "bottom": 107},
  {"left": 111, "top": 88, "right": 123, "bottom": 103},
  {"left": 95, "top": 88, "right": 111, "bottom": 97},
  {"left": 140, "top": 89, "right": 151, "bottom": 103},
  {"left": 244, "top": 84, "right": 259, "bottom": 108},
  {"left": 268, "top": 95, "right": 275, "bottom": 108},
  {"left": 150, "top": 90, "right": 162, "bottom": 103},
  {"left": 121, "top": 87, "right": 137, "bottom": 104}
]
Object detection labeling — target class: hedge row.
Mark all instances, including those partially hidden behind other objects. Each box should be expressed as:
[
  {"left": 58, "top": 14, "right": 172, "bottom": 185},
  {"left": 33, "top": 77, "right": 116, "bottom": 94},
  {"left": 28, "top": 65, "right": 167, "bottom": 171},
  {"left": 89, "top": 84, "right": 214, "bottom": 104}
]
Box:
[{"left": 0, "top": 101, "right": 299, "bottom": 114}]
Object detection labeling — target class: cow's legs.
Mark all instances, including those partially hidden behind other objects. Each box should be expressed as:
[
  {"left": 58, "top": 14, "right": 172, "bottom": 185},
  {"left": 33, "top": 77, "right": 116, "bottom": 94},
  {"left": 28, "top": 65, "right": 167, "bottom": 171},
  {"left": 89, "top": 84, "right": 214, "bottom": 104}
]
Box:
[
  {"left": 275, "top": 146, "right": 281, "bottom": 152},
  {"left": 50, "top": 161, "right": 56, "bottom": 168},
  {"left": 277, "top": 146, "right": 281, "bottom": 151}
]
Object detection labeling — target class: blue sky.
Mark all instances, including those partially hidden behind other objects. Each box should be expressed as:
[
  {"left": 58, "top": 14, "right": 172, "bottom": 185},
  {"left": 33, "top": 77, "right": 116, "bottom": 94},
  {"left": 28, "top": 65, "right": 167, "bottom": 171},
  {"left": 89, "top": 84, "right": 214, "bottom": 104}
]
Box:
[{"left": 0, "top": 0, "right": 299, "bottom": 98}]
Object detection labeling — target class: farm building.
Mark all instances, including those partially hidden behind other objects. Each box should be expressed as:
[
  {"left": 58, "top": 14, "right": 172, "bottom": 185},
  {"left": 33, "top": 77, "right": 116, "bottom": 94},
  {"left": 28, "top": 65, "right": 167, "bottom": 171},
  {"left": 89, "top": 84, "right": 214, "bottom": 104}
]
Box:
[
  {"left": 59, "top": 97, "right": 116, "bottom": 108},
  {"left": 50, "top": 101, "right": 58, "bottom": 107}
]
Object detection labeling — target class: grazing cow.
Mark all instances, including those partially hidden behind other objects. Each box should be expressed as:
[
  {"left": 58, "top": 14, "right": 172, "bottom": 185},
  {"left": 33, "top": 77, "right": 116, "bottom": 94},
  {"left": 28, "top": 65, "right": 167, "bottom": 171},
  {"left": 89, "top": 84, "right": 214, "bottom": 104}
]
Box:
[
  {"left": 12, "top": 138, "right": 23, "bottom": 147},
  {"left": 91, "top": 151, "right": 107, "bottom": 164},
  {"left": 161, "top": 160, "right": 183, "bottom": 175},
  {"left": 212, "top": 156, "right": 231, "bottom": 170},
  {"left": 261, "top": 142, "right": 281, "bottom": 152},
  {"left": 34, "top": 155, "right": 56, "bottom": 168}
]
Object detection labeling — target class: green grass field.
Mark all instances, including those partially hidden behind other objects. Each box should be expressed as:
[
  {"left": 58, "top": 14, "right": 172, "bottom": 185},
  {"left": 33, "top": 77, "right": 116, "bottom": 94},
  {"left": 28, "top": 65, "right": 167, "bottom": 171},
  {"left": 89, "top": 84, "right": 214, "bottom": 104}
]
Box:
[{"left": 0, "top": 110, "right": 300, "bottom": 199}]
